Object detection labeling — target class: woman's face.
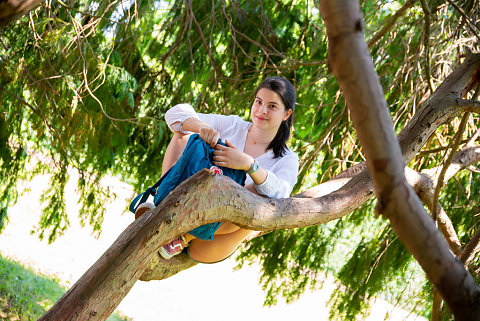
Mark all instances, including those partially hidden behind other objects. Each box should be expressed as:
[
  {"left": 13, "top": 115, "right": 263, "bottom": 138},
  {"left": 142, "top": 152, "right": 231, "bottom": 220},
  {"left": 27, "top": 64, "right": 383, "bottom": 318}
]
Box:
[{"left": 251, "top": 88, "right": 292, "bottom": 132}]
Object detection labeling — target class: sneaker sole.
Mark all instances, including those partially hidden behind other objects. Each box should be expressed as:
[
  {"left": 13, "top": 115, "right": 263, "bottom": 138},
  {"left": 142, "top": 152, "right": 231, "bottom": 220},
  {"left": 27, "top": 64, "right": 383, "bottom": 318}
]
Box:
[
  {"left": 158, "top": 247, "right": 175, "bottom": 260},
  {"left": 135, "top": 203, "right": 155, "bottom": 220},
  {"left": 158, "top": 236, "right": 187, "bottom": 260}
]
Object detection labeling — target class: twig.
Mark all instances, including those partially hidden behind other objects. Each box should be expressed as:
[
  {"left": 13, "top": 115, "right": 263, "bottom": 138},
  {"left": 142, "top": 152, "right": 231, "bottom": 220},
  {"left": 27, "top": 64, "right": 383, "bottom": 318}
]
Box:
[
  {"left": 420, "top": 0, "right": 434, "bottom": 93},
  {"left": 432, "top": 113, "right": 470, "bottom": 222},
  {"left": 0, "top": 35, "right": 8, "bottom": 51},
  {"left": 431, "top": 290, "right": 444, "bottom": 321},
  {"left": 467, "top": 165, "right": 480, "bottom": 174},
  {"left": 460, "top": 227, "right": 480, "bottom": 266},
  {"left": 188, "top": 0, "right": 223, "bottom": 84},
  {"left": 186, "top": 2, "right": 195, "bottom": 83},
  {"left": 56, "top": 0, "right": 124, "bottom": 25},
  {"left": 0, "top": 83, "right": 67, "bottom": 164},
  {"left": 418, "top": 139, "right": 472, "bottom": 156},
  {"left": 465, "top": 88, "right": 480, "bottom": 147},
  {"left": 160, "top": 10, "right": 188, "bottom": 68},
  {"left": 368, "top": 0, "right": 414, "bottom": 48},
  {"left": 296, "top": 108, "right": 346, "bottom": 187},
  {"left": 446, "top": 0, "right": 480, "bottom": 43},
  {"left": 221, "top": 0, "right": 257, "bottom": 65}
]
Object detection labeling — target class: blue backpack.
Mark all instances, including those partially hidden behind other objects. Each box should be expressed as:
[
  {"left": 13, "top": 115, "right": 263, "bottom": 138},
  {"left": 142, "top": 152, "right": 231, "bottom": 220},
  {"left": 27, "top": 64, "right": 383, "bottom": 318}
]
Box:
[{"left": 129, "top": 134, "right": 246, "bottom": 240}]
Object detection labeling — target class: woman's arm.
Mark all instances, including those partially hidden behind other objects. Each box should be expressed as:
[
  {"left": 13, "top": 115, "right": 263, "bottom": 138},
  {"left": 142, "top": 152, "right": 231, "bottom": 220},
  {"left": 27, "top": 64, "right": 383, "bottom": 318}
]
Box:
[
  {"left": 253, "top": 154, "right": 299, "bottom": 198},
  {"left": 165, "top": 104, "right": 227, "bottom": 148},
  {"left": 212, "top": 140, "right": 268, "bottom": 185},
  {"left": 182, "top": 117, "right": 219, "bottom": 148},
  {"left": 166, "top": 103, "right": 294, "bottom": 195}
]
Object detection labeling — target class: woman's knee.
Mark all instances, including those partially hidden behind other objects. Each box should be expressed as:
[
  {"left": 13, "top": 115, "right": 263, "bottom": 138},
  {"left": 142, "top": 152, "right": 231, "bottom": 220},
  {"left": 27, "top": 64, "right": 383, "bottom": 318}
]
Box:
[
  {"left": 162, "top": 132, "right": 191, "bottom": 174},
  {"left": 215, "top": 222, "right": 240, "bottom": 235}
]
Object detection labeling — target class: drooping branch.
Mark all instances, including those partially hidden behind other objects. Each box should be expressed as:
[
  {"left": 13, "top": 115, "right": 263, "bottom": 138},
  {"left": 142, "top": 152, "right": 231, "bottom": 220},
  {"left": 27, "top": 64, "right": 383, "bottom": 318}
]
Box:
[
  {"left": 367, "top": 0, "right": 414, "bottom": 48},
  {"left": 431, "top": 113, "right": 470, "bottom": 221},
  {"left": 187, "top": 0, "right": 224, "bottom": 84},
  {"left": 317, "top": 1, "right": 480, "bottom": 320},
  {"left": 446, "top": 0, "right": 480, "bottom": 43},
  {"left": 420, "top": 0, "right": 434, "bottom": 93}
]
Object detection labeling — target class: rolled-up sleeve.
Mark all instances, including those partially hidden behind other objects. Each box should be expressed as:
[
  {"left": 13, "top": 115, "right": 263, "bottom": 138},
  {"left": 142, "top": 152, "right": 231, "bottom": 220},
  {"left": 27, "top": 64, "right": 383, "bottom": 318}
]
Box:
[
  {"left": 165, "top": 103, "right": 200, "bottom": 134},
  {"left": 254, "top": 152, "right": 299, "bottom": 198}
]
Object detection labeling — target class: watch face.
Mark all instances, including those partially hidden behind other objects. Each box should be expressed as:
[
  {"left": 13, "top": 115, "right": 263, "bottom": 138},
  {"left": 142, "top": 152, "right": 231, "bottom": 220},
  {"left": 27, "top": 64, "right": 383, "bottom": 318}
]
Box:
[{"left": 249, "top": 160, "right": 259, "bottom": 173}]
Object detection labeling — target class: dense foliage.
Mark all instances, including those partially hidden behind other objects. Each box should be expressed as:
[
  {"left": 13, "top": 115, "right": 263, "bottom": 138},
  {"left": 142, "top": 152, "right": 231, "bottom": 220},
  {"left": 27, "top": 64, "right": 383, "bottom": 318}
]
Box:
[{"left": 1, "top": 0, "right": 479, "bottom": 319}]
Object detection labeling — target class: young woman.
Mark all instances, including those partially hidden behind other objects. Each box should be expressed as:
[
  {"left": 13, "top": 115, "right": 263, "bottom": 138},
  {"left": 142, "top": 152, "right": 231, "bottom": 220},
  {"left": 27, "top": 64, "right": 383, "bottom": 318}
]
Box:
[{"left": 137, "top": 77, "right": 299, "bottom": 263}]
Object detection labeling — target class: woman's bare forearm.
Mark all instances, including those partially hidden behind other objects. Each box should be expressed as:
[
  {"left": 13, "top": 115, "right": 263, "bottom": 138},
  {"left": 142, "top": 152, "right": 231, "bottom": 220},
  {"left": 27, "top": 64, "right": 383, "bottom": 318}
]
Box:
[{"left": 182, "top": 117, "right": 211, "bottom": 133}]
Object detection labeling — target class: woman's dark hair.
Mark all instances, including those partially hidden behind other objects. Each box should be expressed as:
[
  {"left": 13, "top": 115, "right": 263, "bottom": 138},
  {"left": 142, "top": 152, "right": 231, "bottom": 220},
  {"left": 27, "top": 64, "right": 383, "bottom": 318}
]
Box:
[{"left": 254, "top": 76, "right": 296, "bottom": 158}]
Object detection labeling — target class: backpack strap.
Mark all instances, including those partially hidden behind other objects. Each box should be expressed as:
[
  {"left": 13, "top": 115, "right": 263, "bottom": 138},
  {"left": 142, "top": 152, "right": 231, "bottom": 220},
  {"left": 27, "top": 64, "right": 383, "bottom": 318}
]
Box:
[
  {"left": 128, "top": 165, "right": 175, "bottom": 214},
  {"left": 153, "top": 134, "right": 207, "bottom": 205},
  {"left": 129, "top": 134, "right": 205, "bottom": 214}
]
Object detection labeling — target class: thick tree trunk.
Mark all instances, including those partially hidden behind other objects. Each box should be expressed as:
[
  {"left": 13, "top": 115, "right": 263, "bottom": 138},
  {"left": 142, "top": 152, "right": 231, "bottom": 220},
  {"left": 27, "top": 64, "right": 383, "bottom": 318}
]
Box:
[
  {"left": 41, "top": 167, "right": 371, "bottom": 320},
  {"left": 317, "top": 0, "right": 480, "bottom": 320}
]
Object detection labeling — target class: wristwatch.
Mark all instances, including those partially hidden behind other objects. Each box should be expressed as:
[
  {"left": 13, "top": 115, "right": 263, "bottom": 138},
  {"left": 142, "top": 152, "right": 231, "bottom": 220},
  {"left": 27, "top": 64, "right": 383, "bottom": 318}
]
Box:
[{"left": 247, "top": 159, "right": 260, "bottom": 174}]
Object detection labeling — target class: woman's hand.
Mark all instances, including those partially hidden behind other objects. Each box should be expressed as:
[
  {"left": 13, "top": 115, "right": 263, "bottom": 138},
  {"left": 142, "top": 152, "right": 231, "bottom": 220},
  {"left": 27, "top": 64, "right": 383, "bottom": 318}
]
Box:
[
  {"left": 213, "top": 140, "right": 253, "bottom": 171},
  {"left": 182, "top": 118, "right": 220, "bottom": 148},
  {"left": 199, "top": 126, "right": 220, "bottom": 148}
]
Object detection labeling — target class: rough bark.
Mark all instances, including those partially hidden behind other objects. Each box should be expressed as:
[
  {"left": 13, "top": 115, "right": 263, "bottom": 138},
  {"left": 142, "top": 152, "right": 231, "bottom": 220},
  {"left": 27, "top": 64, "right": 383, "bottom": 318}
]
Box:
[
  {"left": 39, "top": 167, "right": 371, "bottom": 320},
  {"left": 0, "top": 0, "right": 44, "bottom": 28},
  {"left": 414, "top": 145, "right": 480, "bottom": 255},
  {"left": 317, "top": 0, "right": 480, "bottom": 320}
]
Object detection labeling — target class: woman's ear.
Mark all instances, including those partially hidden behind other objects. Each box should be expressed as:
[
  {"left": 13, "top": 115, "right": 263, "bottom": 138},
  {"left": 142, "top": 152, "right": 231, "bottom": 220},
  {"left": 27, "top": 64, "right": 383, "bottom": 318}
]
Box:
[{"left": 283, "top": 109, "right": 292, "bottom": 121}]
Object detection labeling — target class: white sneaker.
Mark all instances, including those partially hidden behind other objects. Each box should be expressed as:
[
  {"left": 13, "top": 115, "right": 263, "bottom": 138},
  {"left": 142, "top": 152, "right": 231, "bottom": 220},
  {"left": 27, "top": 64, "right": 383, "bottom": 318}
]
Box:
[
  {"left": 134, "top": 202, "right": 155, "bottom": 219},
  {"left": 159, "top": 236, "right": 188, "bottom": 259}
]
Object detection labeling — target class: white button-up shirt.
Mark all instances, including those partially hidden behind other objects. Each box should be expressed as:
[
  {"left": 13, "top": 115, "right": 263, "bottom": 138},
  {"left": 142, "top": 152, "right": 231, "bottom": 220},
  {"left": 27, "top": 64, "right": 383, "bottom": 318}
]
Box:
[{"left": 165, "top": 103, "right": 299, "bottom": 198}]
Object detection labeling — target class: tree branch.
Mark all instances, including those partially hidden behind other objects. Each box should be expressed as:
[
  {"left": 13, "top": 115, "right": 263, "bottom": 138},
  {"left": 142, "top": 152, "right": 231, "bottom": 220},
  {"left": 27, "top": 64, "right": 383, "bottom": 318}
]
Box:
[
  {"left": 38, "top": 168, "right": 376, "bottom": 320},
  {"left": 460, "top": 228, "right": 480, "bottom": 267},
  {"left": 420, "top": 0, "right": 434, "bottom": 93},
  {"left": 0, "top": 0, "right": 44, "bottom": 28},
  {"left": 446, "top": 0, "right": 480, "bottom": 43},
  {"left": 367, "top": 0, "right": 413, "bottom": 48},
  {"left": 432, "top": 113, "right": 469, "bottom": 221},
  {"left": 458, "top": 98, "right": 480, "bottom": 113},
  {"left": 317, "top": 1, "right": 480, "bottom": 319}
]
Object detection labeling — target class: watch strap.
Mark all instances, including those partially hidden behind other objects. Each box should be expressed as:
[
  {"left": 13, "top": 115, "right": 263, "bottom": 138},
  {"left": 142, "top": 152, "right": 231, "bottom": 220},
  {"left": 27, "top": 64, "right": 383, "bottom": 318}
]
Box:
[{"left": 247, "top": 159, "right": 259, "bottom": 174}]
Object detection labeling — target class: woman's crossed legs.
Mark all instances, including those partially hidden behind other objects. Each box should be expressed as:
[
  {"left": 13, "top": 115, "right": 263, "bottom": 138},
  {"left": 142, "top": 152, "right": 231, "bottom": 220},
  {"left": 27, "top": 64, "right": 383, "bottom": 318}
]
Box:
[{"left": 159, "top": 132, "right": 254, "bottom": 263}]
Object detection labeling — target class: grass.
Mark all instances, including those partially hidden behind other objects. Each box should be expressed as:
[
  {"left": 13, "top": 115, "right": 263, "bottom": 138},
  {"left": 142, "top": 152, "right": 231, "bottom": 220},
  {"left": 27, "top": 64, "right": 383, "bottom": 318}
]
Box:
[{"left": 0, "top": 255, "right": 132, "bottom": 321}]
